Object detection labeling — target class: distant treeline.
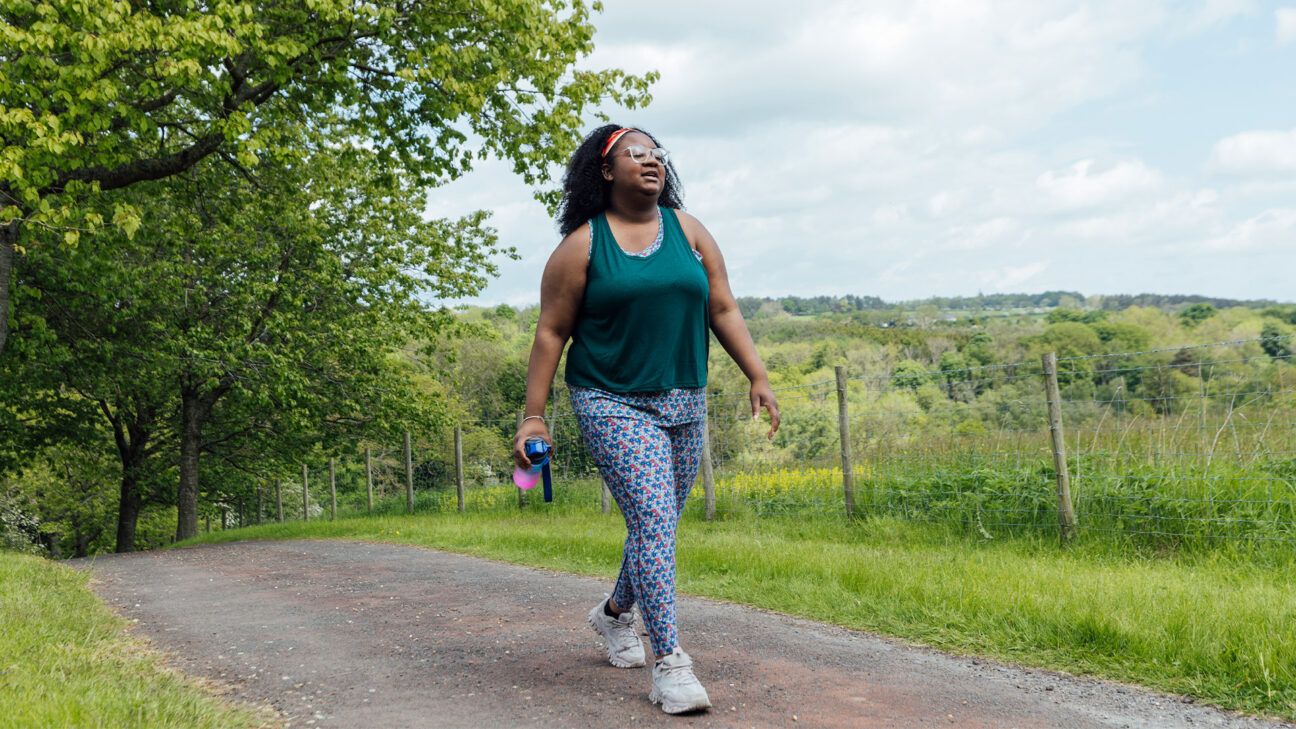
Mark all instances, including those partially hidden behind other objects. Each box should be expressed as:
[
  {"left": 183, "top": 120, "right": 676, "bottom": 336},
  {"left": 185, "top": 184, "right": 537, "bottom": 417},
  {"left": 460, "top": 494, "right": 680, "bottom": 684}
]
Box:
[{"left": 736, "top": 292, "right": 1283, "bottom": 318}]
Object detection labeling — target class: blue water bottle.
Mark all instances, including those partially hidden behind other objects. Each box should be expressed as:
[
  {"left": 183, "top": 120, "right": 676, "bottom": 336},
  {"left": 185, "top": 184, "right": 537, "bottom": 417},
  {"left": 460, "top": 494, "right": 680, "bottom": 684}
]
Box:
[{"left": 512, "top": 437, "right": 554, "bottom": 502}]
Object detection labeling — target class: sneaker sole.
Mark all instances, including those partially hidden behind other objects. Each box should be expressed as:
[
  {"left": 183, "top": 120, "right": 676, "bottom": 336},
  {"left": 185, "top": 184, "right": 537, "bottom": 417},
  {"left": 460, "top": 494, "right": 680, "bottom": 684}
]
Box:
[
  {"left": 586, "top": 609, "right": 646, "bottom": 669},
  {"left": 650, "top": 686, "right": 713, "bottom": 714}
]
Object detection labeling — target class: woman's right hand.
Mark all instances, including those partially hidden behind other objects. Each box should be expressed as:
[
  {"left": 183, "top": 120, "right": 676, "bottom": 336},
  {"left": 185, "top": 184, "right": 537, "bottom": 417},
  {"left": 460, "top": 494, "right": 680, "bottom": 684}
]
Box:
[{"left": 512, "top": 419, "right": 552, "bottom": 470}]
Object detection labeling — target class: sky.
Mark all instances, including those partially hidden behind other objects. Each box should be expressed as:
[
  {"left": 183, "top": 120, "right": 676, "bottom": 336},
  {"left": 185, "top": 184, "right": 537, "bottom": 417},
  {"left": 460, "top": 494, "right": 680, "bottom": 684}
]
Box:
[{"left": 425, "top": 0, "right": 1296, "bottom": 307}]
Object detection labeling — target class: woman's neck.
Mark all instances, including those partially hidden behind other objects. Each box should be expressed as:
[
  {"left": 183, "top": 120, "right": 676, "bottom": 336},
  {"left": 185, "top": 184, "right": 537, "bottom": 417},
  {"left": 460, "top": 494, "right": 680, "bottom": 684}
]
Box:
[{"left": 606, "top": 193, "right": 659, "bottom": 223}]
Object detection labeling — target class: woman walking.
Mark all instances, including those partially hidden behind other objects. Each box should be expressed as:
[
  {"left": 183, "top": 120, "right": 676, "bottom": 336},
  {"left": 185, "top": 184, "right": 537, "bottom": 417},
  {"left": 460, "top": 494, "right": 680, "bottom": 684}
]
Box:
[{"left": 513, "top": 124, "right": 779, "bottom": 714}]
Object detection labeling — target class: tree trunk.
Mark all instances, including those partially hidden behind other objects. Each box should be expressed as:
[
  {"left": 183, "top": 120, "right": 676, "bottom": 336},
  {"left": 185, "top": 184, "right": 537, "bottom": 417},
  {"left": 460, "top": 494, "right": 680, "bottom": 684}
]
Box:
[
  {"left": 114, "top": 438, "right": 149, "bottom": 552},
  {"left": 0, "top": 220, "right": 16, "bottom": 358},
  {"left": 73, "top": 526, "right": 94, "bottom": 558},
  {"left": 175, "top": 390, "right": 207, "bottom": 541},
  {"left": 114, "top": 471, "right": 142, "bottom": 553}
]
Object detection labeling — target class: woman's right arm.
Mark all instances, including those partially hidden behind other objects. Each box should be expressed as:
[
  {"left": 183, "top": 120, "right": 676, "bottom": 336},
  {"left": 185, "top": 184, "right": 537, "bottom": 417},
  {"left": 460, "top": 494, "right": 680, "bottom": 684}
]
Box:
[{"left": 512, "top": 225, "right": 589, "bottom": 468}]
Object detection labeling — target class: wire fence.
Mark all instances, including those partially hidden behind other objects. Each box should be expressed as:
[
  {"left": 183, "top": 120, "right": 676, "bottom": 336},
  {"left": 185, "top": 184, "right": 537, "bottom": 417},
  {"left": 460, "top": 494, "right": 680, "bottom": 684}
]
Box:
[{"left": 213, "top": 335, "right": 1296, "bottom": 551}]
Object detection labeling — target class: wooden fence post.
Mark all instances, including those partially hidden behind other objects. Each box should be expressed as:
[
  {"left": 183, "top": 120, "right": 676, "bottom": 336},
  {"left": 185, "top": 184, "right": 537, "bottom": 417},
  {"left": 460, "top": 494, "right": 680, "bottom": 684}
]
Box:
[
  {"left": 364, "top": 447, "right": 373, "bottom": 513},
  {"left": 276, "top": 480, "right": 283, "bottom": 522},
  {"left": 329, "top": 457, "right": 337, "bottom": 521},
  {"left": 404, "top": 431, "right": 414, "bottom": 514},
  {"left": 256, "top": 484, "right": 263, "bottom": 525},
  {"left": 302, "top": 464, "right": 309, "bottom": 521},
  {"left": 454, "top": 425, "right": 465, "bottom": 513},
  {"left": 702, "top": 416, "right": 716, "bottom": 521},
  {"left": 835, "top": 365, "right": 856, "bottom": 518},
  {"left": 1041, "top": 352, "right": 1078, "bottom": 543}
]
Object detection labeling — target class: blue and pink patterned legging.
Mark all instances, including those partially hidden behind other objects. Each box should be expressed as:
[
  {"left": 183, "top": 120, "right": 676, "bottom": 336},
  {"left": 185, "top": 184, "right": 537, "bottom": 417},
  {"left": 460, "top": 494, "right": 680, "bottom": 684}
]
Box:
[{"left": 569, "top": 386, "right": 706, "bottom": 657}]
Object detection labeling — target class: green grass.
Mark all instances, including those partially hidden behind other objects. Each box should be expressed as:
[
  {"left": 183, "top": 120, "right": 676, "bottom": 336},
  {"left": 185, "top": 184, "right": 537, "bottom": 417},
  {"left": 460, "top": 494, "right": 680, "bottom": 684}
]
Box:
[
  {"left": 0, "top": 550, "right": 275, "bottom": 729},
  {"left": 180, "top": 504, "right": 1296, "bottom": 723}
]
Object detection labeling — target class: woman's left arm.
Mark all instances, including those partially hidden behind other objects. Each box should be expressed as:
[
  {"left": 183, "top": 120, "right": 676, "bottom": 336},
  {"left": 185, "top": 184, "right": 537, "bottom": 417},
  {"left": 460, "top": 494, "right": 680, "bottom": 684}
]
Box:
[{"left": 679, "top": 211, "right": 780, "bottom": 438}]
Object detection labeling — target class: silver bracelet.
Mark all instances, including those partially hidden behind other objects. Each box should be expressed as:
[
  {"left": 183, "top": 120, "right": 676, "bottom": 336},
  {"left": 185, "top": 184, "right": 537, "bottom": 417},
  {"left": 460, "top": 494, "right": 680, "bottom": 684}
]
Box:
[{"left": 521, "top": 415, "right": 546, "bottom": 425}]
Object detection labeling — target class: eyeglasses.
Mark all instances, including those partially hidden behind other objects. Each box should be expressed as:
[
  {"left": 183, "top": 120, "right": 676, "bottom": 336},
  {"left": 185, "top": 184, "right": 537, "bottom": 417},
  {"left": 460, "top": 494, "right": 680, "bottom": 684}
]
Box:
[{"left": 618, "top": 144, "right": 670, "bottom": 165}]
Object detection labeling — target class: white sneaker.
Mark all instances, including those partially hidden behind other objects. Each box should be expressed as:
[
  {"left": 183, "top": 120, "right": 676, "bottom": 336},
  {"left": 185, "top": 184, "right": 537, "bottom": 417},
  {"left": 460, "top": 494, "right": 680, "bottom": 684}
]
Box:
[
  {"left": 586, "top": 598, "right": 646, "bottom": 668},
  {"left": 650, "top": 647, "right": 713, "bottom": 714}
]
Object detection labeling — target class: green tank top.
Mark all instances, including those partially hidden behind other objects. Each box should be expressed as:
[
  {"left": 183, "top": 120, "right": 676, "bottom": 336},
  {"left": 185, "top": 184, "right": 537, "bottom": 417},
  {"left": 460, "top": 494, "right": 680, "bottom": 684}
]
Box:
[{"left": 564, "top": 207, "right": 710, "bottom": 393}]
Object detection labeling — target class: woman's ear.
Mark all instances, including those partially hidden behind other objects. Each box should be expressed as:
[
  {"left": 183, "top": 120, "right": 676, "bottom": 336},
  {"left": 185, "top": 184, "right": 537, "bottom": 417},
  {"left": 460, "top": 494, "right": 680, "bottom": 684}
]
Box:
[{"left": 601, "top": 162, "right": 614, "bottom": 182}]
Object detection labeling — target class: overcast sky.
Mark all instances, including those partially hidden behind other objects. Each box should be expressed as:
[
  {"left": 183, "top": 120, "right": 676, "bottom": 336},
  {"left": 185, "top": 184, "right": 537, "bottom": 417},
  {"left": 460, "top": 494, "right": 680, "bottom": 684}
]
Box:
[{"left": 426, "top": 0, "right": 1296, "bottom": 306}]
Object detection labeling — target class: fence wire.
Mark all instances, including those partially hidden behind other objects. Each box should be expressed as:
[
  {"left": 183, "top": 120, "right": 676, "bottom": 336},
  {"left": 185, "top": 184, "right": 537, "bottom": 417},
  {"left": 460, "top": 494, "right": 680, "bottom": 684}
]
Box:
[{"left": 225, "top": 336, "right": 1296, "bottom": 550}]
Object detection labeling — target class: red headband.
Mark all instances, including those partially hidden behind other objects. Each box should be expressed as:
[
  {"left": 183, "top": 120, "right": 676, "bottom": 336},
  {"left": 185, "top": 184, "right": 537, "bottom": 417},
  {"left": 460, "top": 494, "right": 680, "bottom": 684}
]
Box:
[{"left": 600, "top": 127, "right": 636, "bottom": 158}]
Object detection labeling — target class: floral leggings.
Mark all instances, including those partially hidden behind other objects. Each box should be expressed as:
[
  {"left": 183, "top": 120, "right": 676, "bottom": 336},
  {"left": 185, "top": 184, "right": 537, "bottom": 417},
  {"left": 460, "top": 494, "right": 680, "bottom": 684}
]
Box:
[{"left": 569, "top": 386, "right": 706, "bottom": 657}]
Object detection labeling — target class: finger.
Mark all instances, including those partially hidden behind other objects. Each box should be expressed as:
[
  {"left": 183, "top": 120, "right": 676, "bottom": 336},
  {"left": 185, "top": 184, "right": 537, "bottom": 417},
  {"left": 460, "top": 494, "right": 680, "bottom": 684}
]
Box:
[
  {"left": 513, "top": 441, "right": 531, "bottom": 469},
  {"left": 766, "top": 401, "right": 781, "bottom": 438},
  {"left": 750, "top": 392, "right": 760, "bottom": 419}
]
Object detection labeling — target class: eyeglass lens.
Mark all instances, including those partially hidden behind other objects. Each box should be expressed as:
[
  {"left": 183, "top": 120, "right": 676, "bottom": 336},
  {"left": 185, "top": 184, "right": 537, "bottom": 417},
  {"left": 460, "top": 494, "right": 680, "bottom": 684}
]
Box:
[{"left": 626, "top": 145, "right": 669, "bottom": 164}]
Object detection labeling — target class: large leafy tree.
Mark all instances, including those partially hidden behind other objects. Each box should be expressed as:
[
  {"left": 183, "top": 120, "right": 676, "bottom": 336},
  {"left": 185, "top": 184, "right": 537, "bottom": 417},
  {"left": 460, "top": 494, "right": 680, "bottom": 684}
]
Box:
[
  {"left": 0, "top": 0, "right": 653, "bottom": 356},
  {"left": 9, "top": 128, "right": 511, "bottom": 544}
]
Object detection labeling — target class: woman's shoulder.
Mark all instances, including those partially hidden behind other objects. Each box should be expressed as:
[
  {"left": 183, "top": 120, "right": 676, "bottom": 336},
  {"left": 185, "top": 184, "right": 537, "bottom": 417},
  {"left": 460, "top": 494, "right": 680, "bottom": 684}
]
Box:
[
  {"left": 549, "top": 221, "right": 593, "bottom": 268},
  {"left": 556, "top": 220, "right": 592, "bottom": 248},
  {"left": 668, "top": 207, "right": 701, "bottom": 228},
  {"left": 665, "top": 208, "right": 711, "bottom": 252}
]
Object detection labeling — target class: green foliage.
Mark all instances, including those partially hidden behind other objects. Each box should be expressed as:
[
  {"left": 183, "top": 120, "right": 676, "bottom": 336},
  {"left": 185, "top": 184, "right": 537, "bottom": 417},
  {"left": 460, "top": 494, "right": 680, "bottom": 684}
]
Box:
[
  {"left": 1136, "top": 364, "right": 1196, "bottom": 415},
  {"left": 0, "top": 0, "right": 652, "bottom": 227},
  {"left": 1091, "top": 321, "right": 1151, "bottom": 351},
  {"left": 1048, "top": 307, "right": 1108, "bottom": 325},
  {"left": 1025, "top": 322, "right": 1102, "bottom": 382},
  {"left": 0, "top": 490, "right": 41, "bottom": 554},
  {"left": 891, "top": 359, "right": 930, "bottom": 390},
  {"left": 1261, "top": 322, "right": 1292, "bottom": 360},
  {"left": 1179, "top": 303, "right": 1218, "bottom": 328},
  {"left": 1045, "top": 308, "right": 1085, "bottom": 323},
  {"left": 2, "top": 446, "right": 118, "bottom": 557}
]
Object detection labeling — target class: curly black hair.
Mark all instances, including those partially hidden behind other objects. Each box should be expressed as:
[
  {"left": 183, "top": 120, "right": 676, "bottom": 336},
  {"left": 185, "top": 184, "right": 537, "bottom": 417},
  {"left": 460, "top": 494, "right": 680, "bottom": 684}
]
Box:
[{"left": 555, "top": 124, "right": 684, "bottom": 237}]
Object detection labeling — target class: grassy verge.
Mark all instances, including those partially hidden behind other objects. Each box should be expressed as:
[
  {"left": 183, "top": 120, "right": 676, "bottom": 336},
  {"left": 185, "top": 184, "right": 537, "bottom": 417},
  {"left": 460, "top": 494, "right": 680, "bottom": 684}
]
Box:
[
  {"left": 179, "top": 507, "right": 1296, "bottom": 722},
  {"left": 0, "top": 550, "right": 276, "bottom": 729}
]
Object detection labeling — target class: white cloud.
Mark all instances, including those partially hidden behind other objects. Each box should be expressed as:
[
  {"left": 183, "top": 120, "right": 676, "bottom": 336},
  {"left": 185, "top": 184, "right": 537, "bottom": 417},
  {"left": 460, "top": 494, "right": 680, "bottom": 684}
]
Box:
[
  {"left": 583, "top": 0, "right": 1160, "bottom": 137},
  {"left": 1055, "top": 189, "right": 1221, "bottom": 243},
  {"left": 982, "top": 261, "right": 1050, "bottom": 291},
  {"left": 943, "top": 217, "right": 1026, "bottom": 251},
  {"left": 1204, "top": 208, "right": 1296, "bottom": 250},
  {"left": 1035, "top": 159, "right": 1164, "bottom": 210},
  {"left": 1277, "top": 7, "right": 1296, "bottom": 43},
  {"left": 1211, "top": 128, "right": 1296, "bottom": 173},
  {"left": 425, "top": 1, "right": 1296, "bottom": 305},
  {"left": 1171, "top": 0, "right": 1258, "bottom": 35}
]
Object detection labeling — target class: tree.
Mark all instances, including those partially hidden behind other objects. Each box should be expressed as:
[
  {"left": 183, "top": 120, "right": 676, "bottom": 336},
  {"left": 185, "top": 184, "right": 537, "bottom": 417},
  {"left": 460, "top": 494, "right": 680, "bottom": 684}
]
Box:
[
  {"left": 10, "top": 130, "right": 517, "bottom": 542},
  {"left": 938, "top": 350, "right": 970, "bottom": 401},
  {"left": 1261, "top": 322, "right": 1292, "bottom": 360},
  {"left": 0, "top": 1, "right": 654, "bottom": 357},
  {"left": 164, "top": 141, "right": 506, "bottom": 540},
  {"left": 1178, "top": 303, "right": 1217, "bottom": 328},
  {"left": 891, "top": 360, "right": 930, "bottom": 391}
]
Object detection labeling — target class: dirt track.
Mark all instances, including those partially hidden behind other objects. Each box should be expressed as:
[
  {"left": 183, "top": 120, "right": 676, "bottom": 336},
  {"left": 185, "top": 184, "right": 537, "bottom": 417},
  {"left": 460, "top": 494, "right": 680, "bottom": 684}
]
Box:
[{"left": 72, "top": 539, "right": 1292, "bottom": 728}]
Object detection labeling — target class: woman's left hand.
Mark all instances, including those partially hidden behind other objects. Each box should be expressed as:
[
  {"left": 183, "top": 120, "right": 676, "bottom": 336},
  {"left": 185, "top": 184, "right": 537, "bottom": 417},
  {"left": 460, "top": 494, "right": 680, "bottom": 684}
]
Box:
[{"left": 750, "top": 379, "right": 781, "bottom": 439}]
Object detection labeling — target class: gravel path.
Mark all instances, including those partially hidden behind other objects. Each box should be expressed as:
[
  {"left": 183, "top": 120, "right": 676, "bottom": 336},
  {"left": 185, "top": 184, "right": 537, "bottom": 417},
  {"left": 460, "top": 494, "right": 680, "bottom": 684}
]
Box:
[{"left": 72, "top": 539, "right": 1292, "bottom": 728}]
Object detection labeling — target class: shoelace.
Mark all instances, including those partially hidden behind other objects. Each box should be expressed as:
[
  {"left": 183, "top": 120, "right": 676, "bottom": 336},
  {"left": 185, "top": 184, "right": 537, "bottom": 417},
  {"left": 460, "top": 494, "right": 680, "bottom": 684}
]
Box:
[
  {"left": 609, "top": 612, "right": 638, "bottom": 641},
  {"left": 657, "top": 654, "right": 697, "bottom": 681}
]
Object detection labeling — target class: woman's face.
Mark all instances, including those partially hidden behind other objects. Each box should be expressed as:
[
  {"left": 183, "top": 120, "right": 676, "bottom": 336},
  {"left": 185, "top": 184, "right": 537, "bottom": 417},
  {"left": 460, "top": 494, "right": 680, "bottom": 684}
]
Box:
[{"left": 601, "top": 131, "right": 664, "bottom": 199}]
